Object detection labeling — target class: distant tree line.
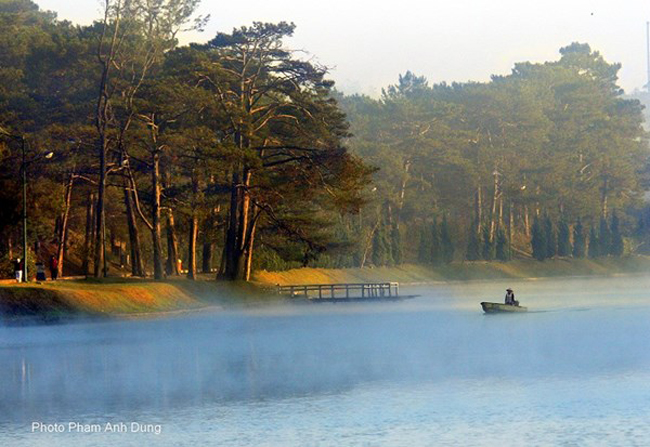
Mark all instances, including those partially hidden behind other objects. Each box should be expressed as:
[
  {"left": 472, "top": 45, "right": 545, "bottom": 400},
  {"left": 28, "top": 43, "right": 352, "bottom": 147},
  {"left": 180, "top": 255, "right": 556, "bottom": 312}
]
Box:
[{"left": 0, "top": 1, "right": 648, "bottom": 279}]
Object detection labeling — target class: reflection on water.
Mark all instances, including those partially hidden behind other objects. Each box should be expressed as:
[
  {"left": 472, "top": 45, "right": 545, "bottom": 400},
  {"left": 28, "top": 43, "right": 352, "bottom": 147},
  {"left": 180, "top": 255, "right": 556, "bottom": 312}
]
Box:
[{"left": 1, "top": 275, "right": 650, "bottom": 446}]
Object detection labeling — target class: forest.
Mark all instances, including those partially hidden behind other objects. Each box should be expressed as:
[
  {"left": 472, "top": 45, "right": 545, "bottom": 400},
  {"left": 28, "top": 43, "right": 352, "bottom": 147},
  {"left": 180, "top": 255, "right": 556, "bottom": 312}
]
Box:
[{"left": 1, "top": 0, "right": 649, "bottom": 281}]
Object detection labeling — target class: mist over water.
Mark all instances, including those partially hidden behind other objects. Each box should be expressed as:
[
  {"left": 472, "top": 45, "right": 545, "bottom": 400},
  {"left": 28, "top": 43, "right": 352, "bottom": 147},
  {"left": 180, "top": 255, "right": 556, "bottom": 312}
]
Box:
[{"left": 2, "top": 275, "right": 650, "bottom": 446}]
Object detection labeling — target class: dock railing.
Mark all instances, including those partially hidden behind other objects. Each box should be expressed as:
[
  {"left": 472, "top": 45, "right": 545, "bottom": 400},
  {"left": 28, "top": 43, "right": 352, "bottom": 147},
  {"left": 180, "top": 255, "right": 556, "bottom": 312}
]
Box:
[{"left": 277, "top": 282, "right": 400, "bottom": 300}]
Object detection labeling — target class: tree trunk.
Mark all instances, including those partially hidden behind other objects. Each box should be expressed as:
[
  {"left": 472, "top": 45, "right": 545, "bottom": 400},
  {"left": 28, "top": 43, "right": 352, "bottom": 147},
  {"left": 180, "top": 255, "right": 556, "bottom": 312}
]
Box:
[
  {"left": 151, "top": 150, "right": 164, "bottom": 280},
  {"left": 7, "top": 235, "right": 12, "bottom": 262},
  {"left": 56, "top": 174, "right": 74, "bottom": 278},
  {"left": 601, "top": 176, "right": 609, "bottom": 219},
  {"left": 82, "top": 192, "right": 94, "bottom": 276},
  {"left": 524, "top": 204, "right": 530, "bottom": 237},
  {"left": 243, "top": 211, "right": 259, "bottom": 281},
  {"left": 396, "top": 159, "right": 411, "bottom": 229},
  {"left": 475, "top": 186, "right": 482, "bottom": 235},
  {"left": 220, "top": 171, "right": 240, "bottom": 279},
  {"left": 202, "top": 241, "right": 213, "bottom": 274},
  {"left": 165, "top": 209, "right": 180, "bottom": 276},
  {"left": 187, "top": 213, "right": 198, "bottom": 280},
  {"left": 489, "top": 171, "right": 500, "bottom": 242},
  {"left": 93, "top": 147, "right": 107, "bottom": 278},
  {"left": 124, "top": 184, "right": 145, "bottom": 277}
]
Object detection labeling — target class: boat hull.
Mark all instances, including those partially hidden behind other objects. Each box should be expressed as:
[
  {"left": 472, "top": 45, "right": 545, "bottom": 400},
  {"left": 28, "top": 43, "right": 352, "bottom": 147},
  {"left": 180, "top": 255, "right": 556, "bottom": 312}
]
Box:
[{"left": 481, "top": 302, "right": 528, "bottom": 313}]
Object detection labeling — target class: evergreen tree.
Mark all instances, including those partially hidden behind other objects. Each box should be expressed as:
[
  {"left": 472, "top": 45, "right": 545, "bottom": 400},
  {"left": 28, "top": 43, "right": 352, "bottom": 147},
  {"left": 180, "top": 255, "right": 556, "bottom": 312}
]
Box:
[
  {"left": 466, "top": 220, "right": 481, "bottom": 261},
  {"left": 431, "top": 217, "right": 442, "bottom": 265},
  {"left": 544, "top": 215, "right": 557, "bottom": 259},
  {"left": 482, "top": 224, "right": 494, "bottom": 261},
  {"left": 495, "top": 227, "right": 509, "bottom": 261},
  {"left": 440, "top": 215, "right": 454, "bottom": 264},
  {"left": 572, "top": 218, "right": 586, "bottom": 258},
  {"left": 598, "top": 217, "right": 611, "bottom": 256},
  {"left": 417, "top": 225, "right": 432, "bottom": 264},
  {"left": 531, "top": 217, "right": 547, "bottom": 261},
  {"left": 391, "top": 225, "right": 403, "bottom": 264},
  {"left": 610, "top": 212, "right": 624, "bottom": 256},
  {"left": 588, "top": 226, "right": 600, "bottom": 258},
  {"left": 557, "top": 218, "right": 571, "bottom": 257},
  {"left": 372, "top": 221, "right": 392, "bottom": 266}
]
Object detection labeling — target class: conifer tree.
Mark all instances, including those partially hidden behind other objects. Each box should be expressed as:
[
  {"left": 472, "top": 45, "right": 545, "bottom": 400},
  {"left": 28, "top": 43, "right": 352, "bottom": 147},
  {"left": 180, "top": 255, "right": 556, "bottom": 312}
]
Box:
[
  {"left": 391, "top": 225, "right": 403, "bottom": 264},
  {"left": 610, "top": 212, "right": 624, "bottom": 256},
  {"left": 599, "top": 217, "right": 611, "bottom": 256},
  {"left": 495, "top": 227, "right": 509, "bottom": 261},
  {"left": 482, "top": 224, "right": 494, "bottom": 261},
  {"left": 466, "top": 219, "right": 481, "bottom": 261},
  {"left": 431, "top": 217, "right": 442, "bottom": 266},
  {"left": 440, "top": 215, "right": 454, "bottom": 264},
  {"left": 557, "top": 218, "right": 571, "bottom": 257},
  {"left": 531, "top": 217, "right": 547, "bottom": 261},
  {"left": 588, "top": 226, "right": 600, "bottom": 258},
  {"left": 573, "top": 219, "right": 586, "bottom": 258},
  {"left": 417, "top": 225, "right": 432, "bottom": 264},
  {"left": 544, "top": 215, "right": 556, "bottom": 258}
]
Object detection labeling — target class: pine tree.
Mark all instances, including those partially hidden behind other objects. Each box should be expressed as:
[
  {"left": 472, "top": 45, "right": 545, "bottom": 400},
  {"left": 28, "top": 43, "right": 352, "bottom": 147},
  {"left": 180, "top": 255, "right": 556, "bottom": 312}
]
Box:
[
  {"left": 557, "top": 218, "right": 571, "bottom": 257},
  {"left": 440, "top": 215, "right": 454, "bottom": 264},
  {"left": 391, "top": 225, "right": 403, "bottom": 264},
  {"left": 544, "top": 215, "right": 556, "bottom": 259},
  {"left": 482, "top": 224, "right": 494, "bottom": 261},
  {"left": 572, "top": 218, "right": 586, "bottom": 258},
  {"left": 418, "top": 225, "right": 432, "bottom": 264},
  {"left": 588, "top": 226, "right": 600, "bottom": 258},
  {"left": 531, "top": 216, "right": 547, "bottom": 261},
  {"left": 431, "top": 218, "right": 442, "bottom": 266},
  {"left": 610, "top": 212, "right": 624, "bottom": 256},
  {"left": 495, "top": 227, "right": 509, "bottom": 261},
  {"left": 598, "top": 217, "right": 611, "bottom": 256},
  {"left": 466, "top": 219, "right": 481, "bottom": 261},
  {"left": 372, "top": 221, "right": 392, "bottom": 266}
]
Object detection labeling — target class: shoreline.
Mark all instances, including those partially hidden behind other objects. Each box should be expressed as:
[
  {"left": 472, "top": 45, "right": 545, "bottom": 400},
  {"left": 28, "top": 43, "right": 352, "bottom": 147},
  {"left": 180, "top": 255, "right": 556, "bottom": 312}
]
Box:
[{"left": 2, "top": 256, "right": 650, "bottom": 324}]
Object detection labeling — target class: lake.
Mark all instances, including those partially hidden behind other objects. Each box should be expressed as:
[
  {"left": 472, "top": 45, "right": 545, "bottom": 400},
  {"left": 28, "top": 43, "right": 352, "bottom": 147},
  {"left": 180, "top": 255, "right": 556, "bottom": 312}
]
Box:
[{"left": 2, "top": 275, "right": 650, "bottom": 446}]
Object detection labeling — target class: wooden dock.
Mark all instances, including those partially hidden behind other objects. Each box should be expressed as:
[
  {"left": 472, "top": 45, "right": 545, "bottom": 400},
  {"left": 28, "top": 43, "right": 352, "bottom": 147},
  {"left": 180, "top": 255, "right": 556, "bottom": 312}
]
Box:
[{"left": 277, "top": 282, "right": 415, "bottom": 302}]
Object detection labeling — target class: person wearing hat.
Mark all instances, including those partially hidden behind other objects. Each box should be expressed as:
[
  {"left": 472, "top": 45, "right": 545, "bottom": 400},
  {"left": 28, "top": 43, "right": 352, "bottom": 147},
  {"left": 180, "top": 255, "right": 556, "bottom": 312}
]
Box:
[{"left": 505, "top": 288, "right": 518, "bottom": 306}]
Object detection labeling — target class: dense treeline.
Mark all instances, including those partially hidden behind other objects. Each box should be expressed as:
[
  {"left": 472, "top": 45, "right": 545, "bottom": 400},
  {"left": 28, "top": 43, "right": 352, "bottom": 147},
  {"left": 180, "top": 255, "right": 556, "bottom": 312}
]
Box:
[
  {"left": 331, "top": 44, "right": 650, "bottom": 267},
  {"left": 1, "top": 0, "right": 649, "bottom": 281}
]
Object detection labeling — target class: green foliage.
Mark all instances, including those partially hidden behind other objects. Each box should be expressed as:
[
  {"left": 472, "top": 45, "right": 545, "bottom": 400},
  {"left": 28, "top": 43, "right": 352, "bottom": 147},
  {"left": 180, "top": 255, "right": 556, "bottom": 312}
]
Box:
[
  {"left": 431, "top": 217, "right": 442, "bottom": 265},
  {"left": 390, "top": 225, "right": 403, "bottom": 265},
  {"left": 531, "top": 217, "right": 547, "bottom": 261},
  {"left": 557, "top": 218, "right": 571, "bottom": 257},
  {"left": 610, "top": 212, "right": 624, "bottom": 256},
  {"left": 544, "top": 215, "right": 556, "bottom": 259},
  {"left": 465, "top": 220, "right": 481, "bottom": 261},
  {"left": 481, "top": 224, "right": 494, "bottom": 261},
  {"left": 495, "top": 227, "right": 509, "bottom": 261},
  {"left": 599, "top": 217, "right": 611, "bottom": 257},
  {"left": 588, "top": 227, "right": 600, "bottom": 258},
  {"left": 440, "top": 215, "right": 454, "bottom": 263}
]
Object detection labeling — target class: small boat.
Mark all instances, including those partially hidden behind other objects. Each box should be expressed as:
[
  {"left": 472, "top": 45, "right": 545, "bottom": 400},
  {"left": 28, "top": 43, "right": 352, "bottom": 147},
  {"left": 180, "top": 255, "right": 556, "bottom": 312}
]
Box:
[{"left": 481, "top": 302, "right": 528, "bottom": 313}]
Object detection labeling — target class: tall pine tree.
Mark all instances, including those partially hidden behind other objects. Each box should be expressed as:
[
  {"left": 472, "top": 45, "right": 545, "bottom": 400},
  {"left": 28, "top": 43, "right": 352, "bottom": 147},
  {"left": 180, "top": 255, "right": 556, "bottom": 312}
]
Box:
[
  {"left": 557, "top": 218, "right": 571, "bottom": 257},
  {"left": 466, "top": 219, "right": 481, "bottom": 261},
  {"left": 588, "top": 226, "right": 600, "bottom": 258},
  {"left": 544, "top": 215, "right": 556, "bottom": 259},
  {"left": 440, "top": 215, "right": 454, "bottom": 264},
  {"left": 610, "top": 212, "right": 624, "bottom": 256},
  {"left": 531, "top": 217, "right": 547, "bottom": 261}
]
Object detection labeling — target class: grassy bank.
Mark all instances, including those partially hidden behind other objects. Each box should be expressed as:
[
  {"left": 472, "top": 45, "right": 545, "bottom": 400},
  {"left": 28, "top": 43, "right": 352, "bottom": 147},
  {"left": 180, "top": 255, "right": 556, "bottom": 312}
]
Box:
[
  {"left": 253, "top": 256, "right": 650, "bottom": 285},
  {"left": 0, "top": 277, "right": 266, "bottom": 323}
]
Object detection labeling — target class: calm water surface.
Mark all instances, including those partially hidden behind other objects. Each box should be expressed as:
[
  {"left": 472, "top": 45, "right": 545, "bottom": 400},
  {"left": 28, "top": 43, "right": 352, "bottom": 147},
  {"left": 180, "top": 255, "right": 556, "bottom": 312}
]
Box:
[{"left": 2, "top": 275, "right": 650, "bottom": 446}]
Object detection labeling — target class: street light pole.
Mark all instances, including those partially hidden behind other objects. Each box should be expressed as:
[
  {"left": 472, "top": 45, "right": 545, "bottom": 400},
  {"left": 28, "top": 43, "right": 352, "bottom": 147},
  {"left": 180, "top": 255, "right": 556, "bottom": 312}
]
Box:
[{"left": 21, "top": 136, "right": 28, "bottom": 283}]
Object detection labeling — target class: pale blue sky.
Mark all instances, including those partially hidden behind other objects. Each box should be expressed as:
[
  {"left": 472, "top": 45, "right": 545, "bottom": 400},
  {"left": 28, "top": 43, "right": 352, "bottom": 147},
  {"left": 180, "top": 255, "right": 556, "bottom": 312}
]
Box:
[{"left": 37, "top": 0, "right": 650, "bottom": 96}]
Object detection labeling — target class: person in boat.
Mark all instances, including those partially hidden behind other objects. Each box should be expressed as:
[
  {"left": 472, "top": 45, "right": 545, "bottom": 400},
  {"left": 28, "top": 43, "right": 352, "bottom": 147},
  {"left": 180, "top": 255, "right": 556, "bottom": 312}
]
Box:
[{"left": 505, "top": 288, "right": 519, "bottom": 306}]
